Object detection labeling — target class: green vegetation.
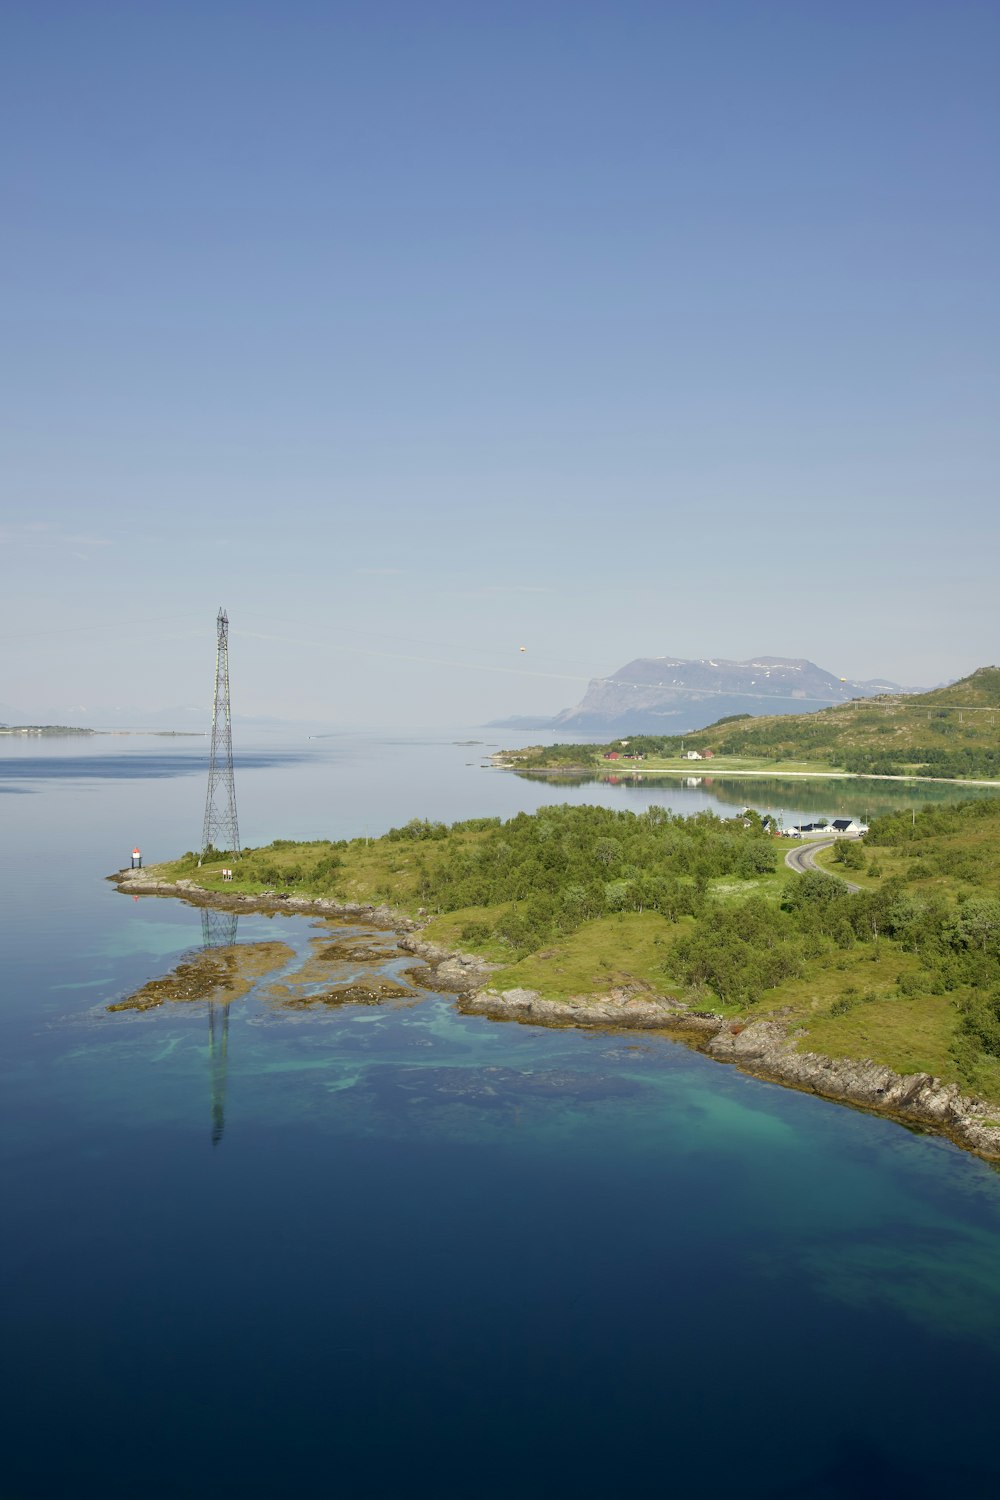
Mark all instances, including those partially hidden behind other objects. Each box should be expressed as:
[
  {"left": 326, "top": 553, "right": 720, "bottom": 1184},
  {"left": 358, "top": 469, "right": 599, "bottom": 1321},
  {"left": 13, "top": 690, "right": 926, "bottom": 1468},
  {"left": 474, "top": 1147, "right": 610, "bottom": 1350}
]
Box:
[
  {"left": 506, "top": 667, "right": 1000, "bottom": 782},
  {"left": 832, "top": 838, "right": 867, "bottom": 871},
  {"left": 167, "top": 805, "right": 781, "bottom": 950},
  {"left": 157, "top": 794, "right": 1000, "bottom": 1106},
  {"left": 486, "top": 912, "right": 678, "bottom": 1002}
]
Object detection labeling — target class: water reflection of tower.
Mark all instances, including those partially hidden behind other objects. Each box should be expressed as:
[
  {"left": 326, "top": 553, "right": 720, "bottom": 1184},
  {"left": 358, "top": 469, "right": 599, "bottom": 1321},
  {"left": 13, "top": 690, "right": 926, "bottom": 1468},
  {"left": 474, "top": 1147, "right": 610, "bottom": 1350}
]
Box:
[{"left": 202, "top": 909, "right": 239, "bottom": 1146}]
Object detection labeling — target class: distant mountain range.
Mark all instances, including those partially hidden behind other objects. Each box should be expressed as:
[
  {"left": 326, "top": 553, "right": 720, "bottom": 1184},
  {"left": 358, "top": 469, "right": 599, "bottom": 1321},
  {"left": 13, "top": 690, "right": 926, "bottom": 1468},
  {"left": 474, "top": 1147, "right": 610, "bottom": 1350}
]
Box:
[{"left": 490, "top": 655, "right": 925, "bottom": 735}]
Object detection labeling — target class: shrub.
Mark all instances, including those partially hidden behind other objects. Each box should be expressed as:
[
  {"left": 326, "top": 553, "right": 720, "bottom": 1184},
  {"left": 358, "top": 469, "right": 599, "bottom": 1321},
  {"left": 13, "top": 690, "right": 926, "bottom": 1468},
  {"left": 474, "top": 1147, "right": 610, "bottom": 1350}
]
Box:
[
  {"left": 830, "top": 995, "right": 858, "bottom": 1016},
  {"left": 833, "top": 839, "right": 866, "bottom": 870}
]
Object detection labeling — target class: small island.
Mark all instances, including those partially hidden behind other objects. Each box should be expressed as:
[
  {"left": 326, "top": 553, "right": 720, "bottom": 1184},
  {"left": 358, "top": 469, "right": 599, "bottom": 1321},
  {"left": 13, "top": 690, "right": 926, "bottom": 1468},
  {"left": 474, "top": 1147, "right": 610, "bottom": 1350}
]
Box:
[
  {"left": 117, "top": 793, "right": 1000, "bottom": 1161},
  {"left": 0, "top": 724, "right": 97, "bottom": 736}
]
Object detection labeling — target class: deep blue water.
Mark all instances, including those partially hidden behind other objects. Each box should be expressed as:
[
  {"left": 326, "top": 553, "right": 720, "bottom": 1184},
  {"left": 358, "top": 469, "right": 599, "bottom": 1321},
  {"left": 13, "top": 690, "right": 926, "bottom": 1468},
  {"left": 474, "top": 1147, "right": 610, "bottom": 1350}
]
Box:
[{"left": 3, "top": 731, "right": 1000, "bottom": 1497}]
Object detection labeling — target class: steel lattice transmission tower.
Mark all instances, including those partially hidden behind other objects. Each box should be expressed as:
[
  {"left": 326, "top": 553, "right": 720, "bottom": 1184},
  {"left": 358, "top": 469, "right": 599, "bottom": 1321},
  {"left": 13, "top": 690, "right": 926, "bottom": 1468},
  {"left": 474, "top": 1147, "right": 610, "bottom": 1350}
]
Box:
[{"left": 202, "top": 607, "right": 240, "bottom": 858}]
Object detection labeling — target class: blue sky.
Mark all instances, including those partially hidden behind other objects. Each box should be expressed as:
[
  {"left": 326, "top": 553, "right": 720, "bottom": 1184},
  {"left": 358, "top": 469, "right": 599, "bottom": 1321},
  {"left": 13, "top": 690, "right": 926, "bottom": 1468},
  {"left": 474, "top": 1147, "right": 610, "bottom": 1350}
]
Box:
[{"left": 2, "top": 0, "right": 998, "bottom": 724}]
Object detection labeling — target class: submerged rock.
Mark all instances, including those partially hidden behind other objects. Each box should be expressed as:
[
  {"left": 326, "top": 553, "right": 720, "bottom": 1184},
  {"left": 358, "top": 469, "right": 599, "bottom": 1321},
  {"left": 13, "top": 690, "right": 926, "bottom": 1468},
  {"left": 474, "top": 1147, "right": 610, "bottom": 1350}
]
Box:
[
  {"left": 107, "top": 942, "right": 294, "bottom": 1012},
  {"left": 375, "top": 1064, "right": 640, "bottom": 1107},
  {"left": 314, "top": 938, "right": 400, "bottom": 964}
]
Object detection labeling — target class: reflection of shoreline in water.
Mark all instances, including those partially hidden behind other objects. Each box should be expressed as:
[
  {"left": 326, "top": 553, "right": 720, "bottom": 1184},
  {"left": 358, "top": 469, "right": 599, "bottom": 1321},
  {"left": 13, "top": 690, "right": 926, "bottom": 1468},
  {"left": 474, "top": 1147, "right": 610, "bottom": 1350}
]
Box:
[
  {"left": 202, "top": 910, "right": 238, "bottom": 1146},
  {"left": 514, "top": 769, "right": 1000, "bottom": 819}
]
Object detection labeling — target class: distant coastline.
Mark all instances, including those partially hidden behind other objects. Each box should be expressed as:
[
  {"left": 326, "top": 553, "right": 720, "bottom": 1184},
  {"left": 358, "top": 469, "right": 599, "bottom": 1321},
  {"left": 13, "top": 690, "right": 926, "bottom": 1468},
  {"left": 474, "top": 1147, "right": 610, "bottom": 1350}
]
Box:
[
  {"left": 0, "top": 726, "right": 204, "bottom": 737},
  {"left": 0, "top": 725, "right": 98, "bottom": 737}
]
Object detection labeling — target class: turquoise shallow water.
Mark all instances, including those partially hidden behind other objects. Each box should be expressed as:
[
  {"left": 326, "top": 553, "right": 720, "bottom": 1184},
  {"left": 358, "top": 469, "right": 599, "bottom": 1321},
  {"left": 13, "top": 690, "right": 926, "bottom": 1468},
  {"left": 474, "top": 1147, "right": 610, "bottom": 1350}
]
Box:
[{"left": 3, "top": 732, "right": 1000, "bottom": 1497}]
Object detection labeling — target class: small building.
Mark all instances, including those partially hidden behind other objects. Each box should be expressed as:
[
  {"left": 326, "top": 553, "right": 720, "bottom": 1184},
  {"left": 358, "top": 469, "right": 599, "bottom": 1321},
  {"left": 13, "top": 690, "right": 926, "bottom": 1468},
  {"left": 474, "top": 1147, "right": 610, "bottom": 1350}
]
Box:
[
  {"left": 702, "top": 748, "right": 715, "bottom": 759},
  {"left": 830, "top": 818, "right": 865, "bottom": 837},
  {"left": 683, "top": 750, "right": 703, "bottom": 761},
  {"left": 603, "top": 751, "right": 621, "bottom": 761}
]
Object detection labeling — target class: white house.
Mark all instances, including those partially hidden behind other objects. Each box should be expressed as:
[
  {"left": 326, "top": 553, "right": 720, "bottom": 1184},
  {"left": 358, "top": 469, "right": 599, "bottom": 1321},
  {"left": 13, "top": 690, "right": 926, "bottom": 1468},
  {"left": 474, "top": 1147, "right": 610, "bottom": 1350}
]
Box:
[{"left": 683, "top": 750, "right": 703, "bottom": 761}]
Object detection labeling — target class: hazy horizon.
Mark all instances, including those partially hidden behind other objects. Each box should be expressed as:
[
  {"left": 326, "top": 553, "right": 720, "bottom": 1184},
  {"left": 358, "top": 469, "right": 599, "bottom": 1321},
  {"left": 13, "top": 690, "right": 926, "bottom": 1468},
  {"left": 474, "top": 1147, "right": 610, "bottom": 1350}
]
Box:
[{"left": 0, "top": 644, "right": 949, "bottom": 731}]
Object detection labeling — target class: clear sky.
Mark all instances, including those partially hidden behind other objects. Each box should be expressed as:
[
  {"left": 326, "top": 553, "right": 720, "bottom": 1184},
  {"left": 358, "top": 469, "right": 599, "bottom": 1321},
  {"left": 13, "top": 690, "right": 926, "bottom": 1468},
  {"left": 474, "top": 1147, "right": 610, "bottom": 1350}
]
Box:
[{"left": 2, "top": 0, "right": 998, "bottom": 725}]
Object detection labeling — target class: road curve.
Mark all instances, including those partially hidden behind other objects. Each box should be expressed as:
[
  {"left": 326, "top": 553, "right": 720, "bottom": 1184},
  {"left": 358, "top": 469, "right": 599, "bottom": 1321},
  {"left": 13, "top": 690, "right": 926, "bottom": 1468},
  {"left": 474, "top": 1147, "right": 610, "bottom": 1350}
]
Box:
[{"left": 784, "top": 837, "right": 861, "bottom": 895}]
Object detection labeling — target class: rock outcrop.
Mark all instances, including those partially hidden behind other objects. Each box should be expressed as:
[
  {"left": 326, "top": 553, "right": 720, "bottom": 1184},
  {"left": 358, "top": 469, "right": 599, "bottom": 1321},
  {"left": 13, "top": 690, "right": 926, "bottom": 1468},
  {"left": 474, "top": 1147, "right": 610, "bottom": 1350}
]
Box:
[
  {"left": 397, "top": 935, "right": 500, "bottom": 993},
  {"left": 461, "top": 985, "right": 719, "bottom": 1032}
]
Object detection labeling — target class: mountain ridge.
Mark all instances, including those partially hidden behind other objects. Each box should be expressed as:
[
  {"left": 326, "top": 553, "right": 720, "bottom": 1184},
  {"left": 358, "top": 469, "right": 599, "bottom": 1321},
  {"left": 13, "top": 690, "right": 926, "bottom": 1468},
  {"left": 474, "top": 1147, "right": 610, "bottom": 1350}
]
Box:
[{"left": 491, "top": 654, "right": 923, "bottom": 734}]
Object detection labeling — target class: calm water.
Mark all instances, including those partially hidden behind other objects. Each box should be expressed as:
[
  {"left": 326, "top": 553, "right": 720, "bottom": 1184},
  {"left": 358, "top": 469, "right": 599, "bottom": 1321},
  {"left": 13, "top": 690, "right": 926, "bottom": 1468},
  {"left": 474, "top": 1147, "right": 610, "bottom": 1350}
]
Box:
[{"left": 3, "top": 730, "right": 1000, "bottom": 1498}]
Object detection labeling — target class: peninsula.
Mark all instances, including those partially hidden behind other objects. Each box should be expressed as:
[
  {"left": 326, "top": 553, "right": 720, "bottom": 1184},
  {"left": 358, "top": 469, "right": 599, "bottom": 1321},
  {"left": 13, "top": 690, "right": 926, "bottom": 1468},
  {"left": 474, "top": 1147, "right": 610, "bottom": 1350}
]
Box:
[{"left": 116, "top": 794, "right": 1000, "bottom": 1161}]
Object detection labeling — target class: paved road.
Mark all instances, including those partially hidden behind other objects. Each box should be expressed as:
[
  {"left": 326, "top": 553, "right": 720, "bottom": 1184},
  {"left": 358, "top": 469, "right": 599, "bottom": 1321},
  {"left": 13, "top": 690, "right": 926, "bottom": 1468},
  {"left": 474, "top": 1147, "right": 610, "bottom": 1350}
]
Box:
[{"left": 784, "top": 837, "right": 861, "bottom": 895}]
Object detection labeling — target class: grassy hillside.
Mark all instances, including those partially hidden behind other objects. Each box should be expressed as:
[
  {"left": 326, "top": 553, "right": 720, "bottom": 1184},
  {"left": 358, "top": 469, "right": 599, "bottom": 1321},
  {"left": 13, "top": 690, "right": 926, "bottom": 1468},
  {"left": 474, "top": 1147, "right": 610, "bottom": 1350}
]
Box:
[
  {"left": 687, "top": 667, "right": 1000, "bottom": 774},
  {"left": 154, "top": 796, "right": 1000, "bottom": 1105},
  {"left": 509, "top": 667, "right": 1000, "bottom": 779}
]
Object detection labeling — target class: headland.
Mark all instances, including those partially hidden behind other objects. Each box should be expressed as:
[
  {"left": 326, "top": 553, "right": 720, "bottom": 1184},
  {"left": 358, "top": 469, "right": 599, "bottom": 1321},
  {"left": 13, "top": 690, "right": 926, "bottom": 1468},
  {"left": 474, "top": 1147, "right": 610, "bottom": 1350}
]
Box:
[{"left": 112, "top": 791, "right": 1000, "bottom": 1162}]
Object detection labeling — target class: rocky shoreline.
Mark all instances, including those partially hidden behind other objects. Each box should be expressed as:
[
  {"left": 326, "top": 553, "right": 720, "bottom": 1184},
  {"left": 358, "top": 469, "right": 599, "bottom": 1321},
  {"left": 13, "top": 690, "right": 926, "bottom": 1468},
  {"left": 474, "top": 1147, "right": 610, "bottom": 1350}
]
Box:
[
  {"left": 113, "top": 868, "right": 422, "bottom": 932},
  {"left": 458, "top": 987, "right": 1000, "bottom": 1160},
  {"left": 112, "top": 867, "right": 1000, "bottom": 1163}
]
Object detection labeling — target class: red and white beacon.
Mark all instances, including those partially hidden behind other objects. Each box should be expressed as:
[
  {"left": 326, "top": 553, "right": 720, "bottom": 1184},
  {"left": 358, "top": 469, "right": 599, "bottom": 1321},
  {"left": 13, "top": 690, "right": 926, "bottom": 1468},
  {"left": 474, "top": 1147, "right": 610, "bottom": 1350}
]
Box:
[{"left": 131, "top": 847, "right": 142, "bottom": 869}]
